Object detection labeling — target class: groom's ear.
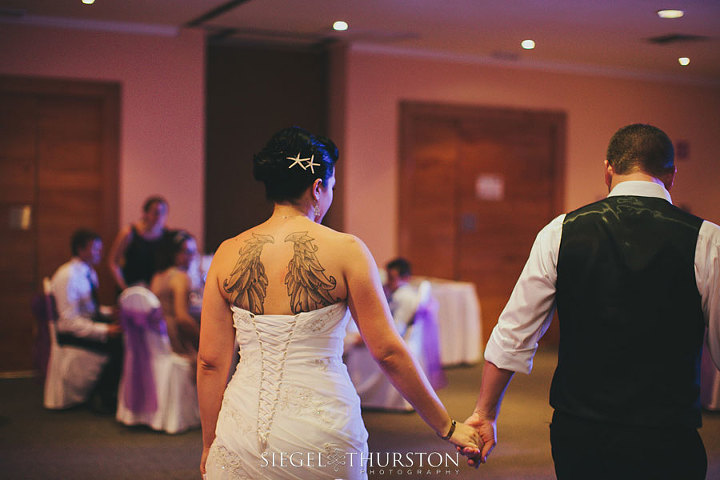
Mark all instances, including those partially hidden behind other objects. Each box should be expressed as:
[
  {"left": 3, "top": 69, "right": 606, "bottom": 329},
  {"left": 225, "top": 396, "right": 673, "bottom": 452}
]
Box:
[{"left": 604, "top": 160, "right": 614, "bottom": 190}]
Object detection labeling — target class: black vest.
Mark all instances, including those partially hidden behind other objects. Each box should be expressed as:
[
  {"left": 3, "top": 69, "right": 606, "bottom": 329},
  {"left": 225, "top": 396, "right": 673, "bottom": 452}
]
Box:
[{"left": 551, "top": 195, "right": 705, "bottom": 428}]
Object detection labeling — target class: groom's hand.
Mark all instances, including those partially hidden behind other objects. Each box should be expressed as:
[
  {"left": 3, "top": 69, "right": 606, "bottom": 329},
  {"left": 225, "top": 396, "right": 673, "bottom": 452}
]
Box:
[{"left": 458, "top": 411, "right": 497, "bottom": 468}]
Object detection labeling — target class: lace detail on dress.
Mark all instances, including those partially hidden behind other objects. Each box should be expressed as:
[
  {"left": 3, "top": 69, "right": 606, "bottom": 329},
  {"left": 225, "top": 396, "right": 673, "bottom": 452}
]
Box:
[
  {"left": 207, "top": 444, "right": 253, "bottom": 479},
  {"left": 220, "top": 398, "right": 254, "bottom": 435},
  {"left": 308, "top": 357, "right": 342, "bottom": 371},
  {"left": 235, "top": 353, "right": 262, "bottom": 385},
  {"left": 278, "top": 384, "right": 332, "bottom": 425},
  {"left": 295, "top": 308, "right": 334, "bottom": 334},
  {"left": 250, "top": 313, "right": 299, "bottom": 450}
]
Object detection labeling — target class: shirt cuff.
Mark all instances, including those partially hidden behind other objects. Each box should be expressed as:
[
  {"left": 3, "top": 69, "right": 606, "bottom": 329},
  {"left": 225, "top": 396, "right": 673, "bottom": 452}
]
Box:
[{"left": 483, "top": 332, "right": 536, "bottom": 375}]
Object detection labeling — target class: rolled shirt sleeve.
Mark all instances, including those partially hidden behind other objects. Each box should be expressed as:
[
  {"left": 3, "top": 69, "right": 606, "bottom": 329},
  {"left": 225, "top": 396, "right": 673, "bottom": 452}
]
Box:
[{"left": 484, "top": 214, "right": 564, "bottom": 374}]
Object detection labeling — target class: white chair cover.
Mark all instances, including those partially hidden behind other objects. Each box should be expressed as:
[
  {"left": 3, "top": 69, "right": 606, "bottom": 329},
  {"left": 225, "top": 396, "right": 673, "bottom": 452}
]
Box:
[
  {"left": 115, "top": 286, "right": 200, "bottom": 434},
  {"left": 346, "top": 281, "right": 445, "bottom": 411},
  {"left": 701, "top": 331, "right": 720, "bottom": 411},
  {"left": 43, "top": 278, "right": 109, "bottom": 410}
]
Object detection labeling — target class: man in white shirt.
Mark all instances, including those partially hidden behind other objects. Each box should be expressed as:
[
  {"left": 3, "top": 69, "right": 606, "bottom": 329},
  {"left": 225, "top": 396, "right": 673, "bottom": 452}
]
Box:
[
  {"left": 462, "top": 124, "right": 720, "bottom": 479},
  {"left": 51, "top": 229, "right": 122, "bottom": 412},
  {"left": 384, "top": 258, "right": 419, "bottom": 337}
]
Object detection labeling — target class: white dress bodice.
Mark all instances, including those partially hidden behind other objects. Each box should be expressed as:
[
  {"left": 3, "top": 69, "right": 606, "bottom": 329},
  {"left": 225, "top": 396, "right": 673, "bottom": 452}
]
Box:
[{"left": 206, "top": 302, "right": 368, "bottom": 480}]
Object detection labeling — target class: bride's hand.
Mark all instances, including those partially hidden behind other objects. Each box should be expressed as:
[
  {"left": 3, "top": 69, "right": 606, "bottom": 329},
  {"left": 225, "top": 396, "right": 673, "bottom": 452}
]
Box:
[
  {"left": 445, "top": 421, "right": 481, "bottom": 455},
  {"left": 200, "top": 446, "right": 210, "bottom": 478}
]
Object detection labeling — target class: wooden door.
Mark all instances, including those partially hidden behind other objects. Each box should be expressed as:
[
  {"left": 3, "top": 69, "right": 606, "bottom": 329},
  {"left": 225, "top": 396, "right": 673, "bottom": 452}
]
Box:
[
  {"left": 399, "top": 103, "right": 565, "bottom": 346},
  {"left": 0, "top": 76, "right": 119, "bottom": 373}
]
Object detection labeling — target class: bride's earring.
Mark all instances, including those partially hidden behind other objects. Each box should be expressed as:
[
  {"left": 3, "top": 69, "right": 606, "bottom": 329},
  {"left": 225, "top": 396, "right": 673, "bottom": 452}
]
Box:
[{"left": 313, "top": 203, "right": 321, "bottom": 221}]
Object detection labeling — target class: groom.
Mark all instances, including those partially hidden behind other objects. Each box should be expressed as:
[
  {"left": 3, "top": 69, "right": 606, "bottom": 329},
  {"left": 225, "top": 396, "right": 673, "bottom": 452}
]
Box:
[{"left": 463, "top": 124, "right": 720, "bottom": 479}]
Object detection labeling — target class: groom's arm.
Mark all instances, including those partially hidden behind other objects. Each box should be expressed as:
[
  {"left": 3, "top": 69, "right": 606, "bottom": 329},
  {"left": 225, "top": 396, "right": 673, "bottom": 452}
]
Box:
[
  {"left": 462, "top": 215, "right": 563, "bottom": 465},
  {"left": 462, "top": 361, "right": 514, "bottom": 465}
]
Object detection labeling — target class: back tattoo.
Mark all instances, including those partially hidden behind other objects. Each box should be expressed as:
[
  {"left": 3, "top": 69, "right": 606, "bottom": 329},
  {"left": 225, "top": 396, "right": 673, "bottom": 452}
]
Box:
[
  {"left": 285, "top": 231, "right": 337, "bottom": 314},
  {"left": 223, "top": 231, "right": 338, "bottom": 315},
  {"left": 223, "top": 233, "right": 274, "bottom": 314}
]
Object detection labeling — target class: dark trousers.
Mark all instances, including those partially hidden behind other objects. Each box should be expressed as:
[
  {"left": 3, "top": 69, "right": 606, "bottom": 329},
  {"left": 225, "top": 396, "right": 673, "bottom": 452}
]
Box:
[
  {"left": 550, "top": 410, "right": 707, "bottom": 480},
  {"left": 90, "top": 335, "right": 123, "bottom": 409},
  {"left": 56, "top": 318, "right": 124, "bottom": 410}
]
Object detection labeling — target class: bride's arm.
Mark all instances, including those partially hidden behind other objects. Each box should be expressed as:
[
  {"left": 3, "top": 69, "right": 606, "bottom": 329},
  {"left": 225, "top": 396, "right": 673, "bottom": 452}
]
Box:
[
  {"left": 342, "top": 236, "right": 479, "bottom": 450},
  {"left": 197, "top": 246, "right": 235, "bottom": 475}
]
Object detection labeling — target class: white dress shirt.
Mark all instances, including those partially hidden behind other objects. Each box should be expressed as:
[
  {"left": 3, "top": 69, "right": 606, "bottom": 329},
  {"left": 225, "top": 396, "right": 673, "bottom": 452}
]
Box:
[
  {"left": 388, "top": 283, "right": 420, "bottom": 337},
  {"left": 50, "top": 257, "right": 109, "bottom": 341},
  {"left": 484, "top": 180, "right": 720, "bottom": 374}
]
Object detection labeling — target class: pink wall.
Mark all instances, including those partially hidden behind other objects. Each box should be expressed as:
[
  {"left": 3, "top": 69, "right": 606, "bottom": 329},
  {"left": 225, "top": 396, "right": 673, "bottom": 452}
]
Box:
[
  {"left": 0, "top": 24, "right": 206, "bottom": 248},
  {"left": 3, "top": 25, "right": 718, "bottom": 264},
  {"left": 341, "top": 47, "right": 720, "bottom": 264}
]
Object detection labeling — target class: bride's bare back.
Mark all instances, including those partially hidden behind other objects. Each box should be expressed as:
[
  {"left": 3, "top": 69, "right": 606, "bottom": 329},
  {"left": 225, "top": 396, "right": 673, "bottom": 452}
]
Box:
[{"left": 212, "top": 216, "right": 351, "bottom": 316}]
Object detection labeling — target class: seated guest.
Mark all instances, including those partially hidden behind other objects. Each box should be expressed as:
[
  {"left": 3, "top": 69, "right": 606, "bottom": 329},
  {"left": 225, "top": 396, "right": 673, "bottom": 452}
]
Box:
[
  {"left": 150, "top": 230, "right": 201, "bottom": 357},
  {"left": 385, "top": 258, "right": 419, "bottom": 335},
  {"left": 50, "top": 229, "right": 123, "bottom": 412},
  {"left": 346, "top": 258, "right": 445, "bottom": 410},
  {"left": 108, "top": 195, "right": 170, "bottom": 291},
  {"left": 345, "top": 258, "right": 418, "bottom": 347}
]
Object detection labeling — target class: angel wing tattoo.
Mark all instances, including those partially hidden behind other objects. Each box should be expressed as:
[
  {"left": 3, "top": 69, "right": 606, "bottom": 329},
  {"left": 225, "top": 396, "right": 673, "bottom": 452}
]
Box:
[
  {"left": 284, "top": 231, "right": 337, "bottom": 314},
  {"left": 223, "top": 233, "right": 274, "bottom": 314}
]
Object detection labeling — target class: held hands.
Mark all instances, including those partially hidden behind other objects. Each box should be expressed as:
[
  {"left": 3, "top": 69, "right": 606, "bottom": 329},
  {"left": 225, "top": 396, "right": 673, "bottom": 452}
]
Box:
[
  {"left": 441, "top": 420, "right": 481, "bottom": 457},
  {"left": 456, "top": 411, "right": 497, "bottom": 468}
]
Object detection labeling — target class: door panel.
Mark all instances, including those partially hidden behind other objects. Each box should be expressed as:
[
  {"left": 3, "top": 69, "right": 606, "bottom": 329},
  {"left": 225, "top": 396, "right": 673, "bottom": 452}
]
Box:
[
  {"left": 0, "top": 77, "right": 119, "bottom": 373},
  {"left": 399, "top": 115, "right": 459, "bottom": 280},
  {"left": 400, "top": 103, "right": 565, "bottom": 346}
]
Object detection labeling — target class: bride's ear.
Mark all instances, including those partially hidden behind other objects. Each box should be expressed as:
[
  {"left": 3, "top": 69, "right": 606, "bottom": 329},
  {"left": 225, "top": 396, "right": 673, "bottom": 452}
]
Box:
[{"left": 312, "top": 178, "right": 324, "bottom": 199}]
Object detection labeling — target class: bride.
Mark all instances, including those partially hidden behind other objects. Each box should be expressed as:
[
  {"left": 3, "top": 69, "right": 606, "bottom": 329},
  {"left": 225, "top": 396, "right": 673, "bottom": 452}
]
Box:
[{"left": 198, "top": 127, "right": 479, "bottom": 479}]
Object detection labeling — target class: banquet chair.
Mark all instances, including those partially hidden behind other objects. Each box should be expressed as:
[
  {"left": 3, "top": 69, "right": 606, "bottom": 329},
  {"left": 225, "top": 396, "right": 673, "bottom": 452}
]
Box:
[
  {"left": 700, "top": 331, "right": 720, "bottom": 411},
  {"left": 116, "top": 286, "right": 200, "bottom": 434},
  {"left": 42, "top": 278, "right": 109, "bottom": 410},
  {"left": 30, "top": 289, "right": 52, "bottom": 380},
  {"left": 346, "top": 281, "right": 446, "bottom": 411}
]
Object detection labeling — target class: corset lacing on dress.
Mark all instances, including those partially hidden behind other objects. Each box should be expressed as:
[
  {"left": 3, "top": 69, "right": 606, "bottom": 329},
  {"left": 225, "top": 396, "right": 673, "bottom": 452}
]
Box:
[{"left": 249, "top": 312, "right": 298, "bottom": 450}]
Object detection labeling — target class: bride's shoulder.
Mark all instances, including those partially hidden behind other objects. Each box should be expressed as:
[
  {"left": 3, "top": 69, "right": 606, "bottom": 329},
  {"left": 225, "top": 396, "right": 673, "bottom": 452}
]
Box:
[
  {"left": 213, "top": 230, "right": 260, "bottom": 257},
  {"left": 307, "top": 225, "right": 365, "bottom": 248}
]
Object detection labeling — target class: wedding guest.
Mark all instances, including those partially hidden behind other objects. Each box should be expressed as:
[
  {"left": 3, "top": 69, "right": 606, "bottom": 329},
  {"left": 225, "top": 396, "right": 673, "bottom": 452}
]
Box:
[
  {"left": 50, "top": 228, "right": 123, "bottom": 412},
  {"left": 108, "top": 195, "right": 169, "bottom": 290},
  {"left": 150, "top": 230, "right": 201, "bottom": 357},
  {"left": 198, "top": 126, "right": 480, "bottom": 479},
  {"left": 347, "top": 257, "right": 445, "bottom": 411},
  {"left": 384, "top": 258, "right": 417, "bottom": 335},
  {"left": 462, "top": 124, "right": 720, "bottom": 480},
  {"left": 345, "top": 258, "right": 416, "bottom": 350}
]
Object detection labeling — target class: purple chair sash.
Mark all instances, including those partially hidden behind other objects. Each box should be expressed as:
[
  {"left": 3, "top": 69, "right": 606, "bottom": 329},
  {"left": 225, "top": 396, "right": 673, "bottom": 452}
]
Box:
[
  {"left": 414, "top": 298, "right": 447, "bottom": 390},
  {"left": 120, "top": 307, "right": 167, "bottom": 414}
]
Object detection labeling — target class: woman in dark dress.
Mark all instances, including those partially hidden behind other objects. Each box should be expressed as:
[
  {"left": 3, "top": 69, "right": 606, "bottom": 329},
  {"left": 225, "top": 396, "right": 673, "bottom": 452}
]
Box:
[{"left": 108, "top": 195, "right": 170, "bottom": 290}]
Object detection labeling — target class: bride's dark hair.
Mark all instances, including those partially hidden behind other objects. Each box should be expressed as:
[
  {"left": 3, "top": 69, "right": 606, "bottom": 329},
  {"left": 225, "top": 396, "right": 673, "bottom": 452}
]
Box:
[{"left": 253, "top": 126, "right": 338, "bottom": 202}]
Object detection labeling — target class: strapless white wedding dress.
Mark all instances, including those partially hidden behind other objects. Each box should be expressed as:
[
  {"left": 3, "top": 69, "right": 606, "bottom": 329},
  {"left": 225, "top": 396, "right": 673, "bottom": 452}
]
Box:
[{"left": 206, "top": 302, "right": 369, "bottom": 479}]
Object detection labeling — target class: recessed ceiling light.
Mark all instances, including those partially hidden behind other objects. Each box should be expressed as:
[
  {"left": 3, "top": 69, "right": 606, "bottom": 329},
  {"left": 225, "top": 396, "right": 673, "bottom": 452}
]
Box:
[
  {"left": 678, "top": 57, "right": 690, "bottom": 66},
  {"left": 657, "top": 9, "right": 684, "bottom": 19},
  {"left": 521, "top": 39, "right": 535, "bottom": 50},
  {"left": 82, "top": 0, "right": 95, "bottom": 4},
  {"left": 333, "top": 21, "right": 348, "bottom": 31}
]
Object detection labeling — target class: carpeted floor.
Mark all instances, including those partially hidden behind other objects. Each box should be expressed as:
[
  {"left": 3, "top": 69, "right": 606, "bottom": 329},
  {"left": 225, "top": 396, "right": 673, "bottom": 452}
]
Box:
[{"left": 1, "top": 346, "right": 718, "bottom": 479}]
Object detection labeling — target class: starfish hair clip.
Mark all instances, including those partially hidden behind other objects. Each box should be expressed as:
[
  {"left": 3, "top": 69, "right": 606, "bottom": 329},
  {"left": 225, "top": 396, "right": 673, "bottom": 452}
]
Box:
[{"left": 286, "top": 152, "right": 320, "bottom": 174}]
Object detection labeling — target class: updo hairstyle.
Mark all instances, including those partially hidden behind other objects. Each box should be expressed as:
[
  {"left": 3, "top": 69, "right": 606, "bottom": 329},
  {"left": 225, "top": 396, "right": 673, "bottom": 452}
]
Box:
[{"left": 253, "top": 126, "right": 338, "bottom": 202}]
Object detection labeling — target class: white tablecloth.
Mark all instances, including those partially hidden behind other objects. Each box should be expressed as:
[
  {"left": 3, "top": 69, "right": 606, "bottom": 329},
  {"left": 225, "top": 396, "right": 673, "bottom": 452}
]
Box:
[{"left": 415, "top": 277, "right": 483, "bottom": 366}]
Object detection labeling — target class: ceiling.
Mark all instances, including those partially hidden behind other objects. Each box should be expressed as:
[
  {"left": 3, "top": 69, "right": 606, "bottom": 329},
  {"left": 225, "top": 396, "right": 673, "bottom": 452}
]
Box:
[{"left": 2, "top": 0, "right": 719, "bottom": 84}]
